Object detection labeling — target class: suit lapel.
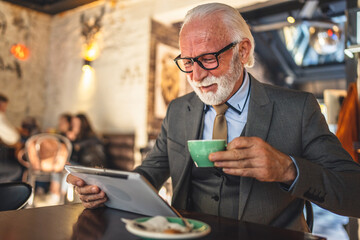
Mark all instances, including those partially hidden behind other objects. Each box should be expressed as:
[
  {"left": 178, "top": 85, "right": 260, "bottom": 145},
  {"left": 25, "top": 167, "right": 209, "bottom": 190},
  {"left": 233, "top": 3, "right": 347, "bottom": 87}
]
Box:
[
  {"left": 183, "top": 93, "right": 204, "bottom": 175},
  {"left": 185, "top": 94, "right": 205, "bottom": 142},
  {"left": 238, "top": 76, "right": 274, "bottom": 220},
  {"left": 245, "top": 77, "right": 274, "bottom": 141},
  {"left": 172, "top": 93, "right": 204, "bottom": 209}
]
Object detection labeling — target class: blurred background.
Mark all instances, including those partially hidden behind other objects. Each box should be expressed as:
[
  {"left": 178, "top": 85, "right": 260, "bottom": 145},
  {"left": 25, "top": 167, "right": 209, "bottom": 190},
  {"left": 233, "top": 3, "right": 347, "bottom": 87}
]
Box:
[{"left": 0, "top": 0, "right": 359, "bottom": 239}]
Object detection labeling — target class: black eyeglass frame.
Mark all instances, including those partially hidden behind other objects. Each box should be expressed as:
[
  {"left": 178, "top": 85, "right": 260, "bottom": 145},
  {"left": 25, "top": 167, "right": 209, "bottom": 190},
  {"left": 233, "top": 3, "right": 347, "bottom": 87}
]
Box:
[{"left": 174, "top": 41, "right": 238, "bottom": 73}]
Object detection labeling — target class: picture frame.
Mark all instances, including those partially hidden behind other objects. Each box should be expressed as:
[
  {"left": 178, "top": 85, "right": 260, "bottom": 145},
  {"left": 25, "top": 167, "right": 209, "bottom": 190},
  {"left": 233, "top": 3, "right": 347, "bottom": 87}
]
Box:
[{"left": 147, "top": 20, "right": 191, "bottom": 136}]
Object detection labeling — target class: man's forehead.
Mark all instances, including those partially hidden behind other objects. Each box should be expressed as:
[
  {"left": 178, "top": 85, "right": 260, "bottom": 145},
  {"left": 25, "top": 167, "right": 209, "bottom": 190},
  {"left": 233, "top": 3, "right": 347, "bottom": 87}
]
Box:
[
  {"left": 179, "top": 17, "right": 230, "bottom": 51},
  {"left": 181, "top": 15, "right": 227, "bottom": 36}
]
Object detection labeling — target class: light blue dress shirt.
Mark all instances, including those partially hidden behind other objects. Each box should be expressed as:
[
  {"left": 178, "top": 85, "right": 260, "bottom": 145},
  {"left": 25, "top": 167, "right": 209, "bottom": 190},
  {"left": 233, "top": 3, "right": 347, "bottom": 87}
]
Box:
[{"left": 202, "top": 70, "right": 250, "bottom": 142}]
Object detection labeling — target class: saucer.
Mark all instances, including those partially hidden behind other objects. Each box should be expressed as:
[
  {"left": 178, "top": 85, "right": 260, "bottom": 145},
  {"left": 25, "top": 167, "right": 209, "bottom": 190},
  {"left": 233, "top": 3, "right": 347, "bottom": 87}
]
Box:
[{"left": 125, "top": 217, "right": 211, "bottom": 239}]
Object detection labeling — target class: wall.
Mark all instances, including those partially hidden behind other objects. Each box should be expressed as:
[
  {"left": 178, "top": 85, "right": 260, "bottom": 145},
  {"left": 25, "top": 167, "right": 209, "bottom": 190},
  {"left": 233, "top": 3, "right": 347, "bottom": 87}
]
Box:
[
  {"left": 0, "top": 1, "right": 51, "bottom": 127},
  {"left": 41, "top": 1, "right": 148, "bottom": 151}
]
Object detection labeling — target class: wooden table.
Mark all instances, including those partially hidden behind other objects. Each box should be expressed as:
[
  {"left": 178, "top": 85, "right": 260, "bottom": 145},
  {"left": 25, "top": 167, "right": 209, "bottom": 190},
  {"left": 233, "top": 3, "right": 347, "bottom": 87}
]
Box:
[{"left": 0, "top": 203, "right": 325, "bottom": 240}]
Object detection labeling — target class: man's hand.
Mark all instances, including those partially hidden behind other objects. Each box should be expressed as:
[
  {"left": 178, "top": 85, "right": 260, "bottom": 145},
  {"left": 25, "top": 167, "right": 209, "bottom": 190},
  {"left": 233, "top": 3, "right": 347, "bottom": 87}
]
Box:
[
  {"left": 66, "top": 174, "right": 108, "bottom": 209},
  {"left": 209, "top": 137, "right": 296, "bottom": 184}
]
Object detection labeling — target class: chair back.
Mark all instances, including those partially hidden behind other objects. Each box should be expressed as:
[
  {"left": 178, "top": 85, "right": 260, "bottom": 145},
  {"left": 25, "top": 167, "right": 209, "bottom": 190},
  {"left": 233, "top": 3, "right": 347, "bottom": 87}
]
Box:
[
  {"left": 0, "top": 182, "right": 32, "bottom": 211},
  {"left": 25, "top": 133, "right": 72, "bottom": 173}
]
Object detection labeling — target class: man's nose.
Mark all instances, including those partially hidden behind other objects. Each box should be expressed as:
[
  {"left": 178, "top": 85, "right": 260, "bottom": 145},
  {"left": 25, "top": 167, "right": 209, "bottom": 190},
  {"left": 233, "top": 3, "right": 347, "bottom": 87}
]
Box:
[{"left": 191, "top": 62, "right": 207, "bottom": 82}]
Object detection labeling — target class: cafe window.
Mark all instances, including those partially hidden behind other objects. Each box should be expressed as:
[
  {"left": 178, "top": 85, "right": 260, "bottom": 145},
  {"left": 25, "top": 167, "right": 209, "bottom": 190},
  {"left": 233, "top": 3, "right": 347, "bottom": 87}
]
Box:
[{"left": 278, "top": 15, "right": 346, "bottom": 67}]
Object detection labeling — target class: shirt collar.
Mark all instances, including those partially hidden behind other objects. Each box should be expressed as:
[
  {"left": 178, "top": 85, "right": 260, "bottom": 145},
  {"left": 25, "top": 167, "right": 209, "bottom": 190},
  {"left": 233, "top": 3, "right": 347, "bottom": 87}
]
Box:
[
  {"left": 226, "top": 69, "right": 250, "bottom": 114},
  {"left": 203, "top": 69, "right": 250, "bottom": 114}
]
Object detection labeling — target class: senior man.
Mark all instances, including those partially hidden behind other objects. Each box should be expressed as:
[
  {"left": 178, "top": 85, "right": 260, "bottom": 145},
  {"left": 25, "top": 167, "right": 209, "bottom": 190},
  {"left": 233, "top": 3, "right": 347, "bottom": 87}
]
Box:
[{"left": 67, "top": 3, "right": 360, "bottom": 232}]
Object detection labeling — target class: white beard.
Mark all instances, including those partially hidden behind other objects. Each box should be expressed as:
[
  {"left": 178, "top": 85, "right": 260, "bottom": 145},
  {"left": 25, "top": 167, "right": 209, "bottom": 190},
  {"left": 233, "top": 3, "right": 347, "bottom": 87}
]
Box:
[{"left": 187, "top": 51, "right": 243, "bottom": 105}]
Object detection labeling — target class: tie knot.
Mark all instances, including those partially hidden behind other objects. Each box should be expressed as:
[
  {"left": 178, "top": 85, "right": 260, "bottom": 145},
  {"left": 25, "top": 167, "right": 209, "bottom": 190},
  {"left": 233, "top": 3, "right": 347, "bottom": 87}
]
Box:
[{"left": 213, "top": 104, "right": 228, "bottom": 115}]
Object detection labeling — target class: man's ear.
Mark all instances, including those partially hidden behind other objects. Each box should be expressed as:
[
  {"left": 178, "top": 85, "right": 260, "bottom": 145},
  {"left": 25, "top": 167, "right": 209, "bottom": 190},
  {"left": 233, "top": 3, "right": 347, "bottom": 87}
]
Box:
[{"left": 238, "top": 39, "right": 251, "bottom": 64}]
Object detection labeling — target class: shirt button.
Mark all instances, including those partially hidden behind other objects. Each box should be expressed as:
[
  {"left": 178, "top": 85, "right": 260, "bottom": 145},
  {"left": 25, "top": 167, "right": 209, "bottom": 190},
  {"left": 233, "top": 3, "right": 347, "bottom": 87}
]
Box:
[{"left": 211, "top": 195, "right": 219, "bottom": 201}]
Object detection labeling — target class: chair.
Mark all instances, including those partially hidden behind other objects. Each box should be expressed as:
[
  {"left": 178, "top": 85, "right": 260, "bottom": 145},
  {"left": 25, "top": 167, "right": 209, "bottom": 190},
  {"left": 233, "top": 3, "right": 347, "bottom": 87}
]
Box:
[
  {"left": 21, "top": 133, "right": 72, "bottom": 207},
  {"left": 0, "top": 182, "right": 32, "bottom": 211},
  {"left": 103, "top": 134, "right": 135, "bottom": 170}
]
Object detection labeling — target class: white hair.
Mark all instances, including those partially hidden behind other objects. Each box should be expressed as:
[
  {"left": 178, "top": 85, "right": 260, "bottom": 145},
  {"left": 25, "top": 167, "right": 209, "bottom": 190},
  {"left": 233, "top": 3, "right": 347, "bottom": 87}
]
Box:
[{"left": 180, "top": 3, "right": 255, "bottom": 68}]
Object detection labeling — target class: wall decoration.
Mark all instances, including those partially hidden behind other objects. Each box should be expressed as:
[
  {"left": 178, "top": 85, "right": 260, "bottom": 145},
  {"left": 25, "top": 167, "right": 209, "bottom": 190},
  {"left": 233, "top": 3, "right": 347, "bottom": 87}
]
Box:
[
  {"left": 0, "top": 9, "right": 31, "bottom": 79},
  {"left": 0, "top": 56, "right": 22, "bottom": 78},
  {"left": 80, "top": 7, "right": 105, "bottom": 63},
  {"left": 12, "top": 11, "right": 30, "bottom": 40},
  {"left": 120, "top": 65, "right": 143, "bottom": 85},
  {"left": 154, "top": 42, "right": 187, "bottom": 119},
  {"left": 0, "top": 11, "right": 7, "bottom": 36},
  {"left": 147, "top": 20, "right": 191, "bottom": 136},
  {"left": 10, "top": 43, "right": 30, "bottom": 60}
]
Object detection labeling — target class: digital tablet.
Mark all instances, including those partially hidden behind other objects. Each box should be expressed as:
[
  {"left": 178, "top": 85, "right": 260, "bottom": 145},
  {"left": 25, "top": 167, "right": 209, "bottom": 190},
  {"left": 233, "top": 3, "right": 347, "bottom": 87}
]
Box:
[{"left": 65, "top": 165, "right": 178, "bottom": 217}]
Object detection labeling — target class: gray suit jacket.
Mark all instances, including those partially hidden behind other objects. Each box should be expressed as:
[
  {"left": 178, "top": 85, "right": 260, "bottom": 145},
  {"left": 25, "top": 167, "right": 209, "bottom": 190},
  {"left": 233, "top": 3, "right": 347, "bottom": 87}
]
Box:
[{"left": 135, "top": 75, "right": 360, "bottom": 232}]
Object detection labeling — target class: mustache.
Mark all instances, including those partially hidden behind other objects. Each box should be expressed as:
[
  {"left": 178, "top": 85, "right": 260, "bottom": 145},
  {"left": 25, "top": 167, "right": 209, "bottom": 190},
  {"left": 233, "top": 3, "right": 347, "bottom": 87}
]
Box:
[{"left": 188, "top": 76, "right": 220, "bottom": 87}]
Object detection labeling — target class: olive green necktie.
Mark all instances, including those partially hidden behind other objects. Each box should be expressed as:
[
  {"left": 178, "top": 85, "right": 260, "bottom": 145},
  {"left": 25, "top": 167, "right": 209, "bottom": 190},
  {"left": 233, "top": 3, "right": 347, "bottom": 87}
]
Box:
[{"left": 212, "top": 104, "right": 229, "bottom": 141}]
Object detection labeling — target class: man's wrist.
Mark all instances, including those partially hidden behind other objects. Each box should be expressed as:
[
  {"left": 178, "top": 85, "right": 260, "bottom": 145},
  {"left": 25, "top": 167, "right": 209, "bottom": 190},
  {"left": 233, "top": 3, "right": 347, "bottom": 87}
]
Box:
[
  {"left": 284, "top": 158, "right": 296, "bottom": 183},
  {"left": 281, "top": 156, "right": 299, "bottom": 191}
]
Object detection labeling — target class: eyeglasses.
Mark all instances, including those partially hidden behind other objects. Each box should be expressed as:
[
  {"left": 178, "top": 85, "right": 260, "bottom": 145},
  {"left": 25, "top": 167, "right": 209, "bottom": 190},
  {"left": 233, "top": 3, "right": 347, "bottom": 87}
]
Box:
[{"left": 174, "top": 42, "right": 238, "bottom": 73}]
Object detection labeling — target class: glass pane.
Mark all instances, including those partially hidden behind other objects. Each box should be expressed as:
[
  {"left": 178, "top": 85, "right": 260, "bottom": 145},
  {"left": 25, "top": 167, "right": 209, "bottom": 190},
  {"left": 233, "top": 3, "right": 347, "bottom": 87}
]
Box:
[
  {"left": 278, "top": 15, "right": 346, "bottom": 67},
  {"left": 198, "top": 54, "right": 218, "bottom": 68}
]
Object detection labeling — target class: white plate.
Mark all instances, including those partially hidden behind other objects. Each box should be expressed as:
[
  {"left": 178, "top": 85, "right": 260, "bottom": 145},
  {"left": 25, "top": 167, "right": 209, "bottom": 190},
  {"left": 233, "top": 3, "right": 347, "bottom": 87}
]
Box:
[{"left": 125, "top": 217, "right": 211, "bottom": 239}]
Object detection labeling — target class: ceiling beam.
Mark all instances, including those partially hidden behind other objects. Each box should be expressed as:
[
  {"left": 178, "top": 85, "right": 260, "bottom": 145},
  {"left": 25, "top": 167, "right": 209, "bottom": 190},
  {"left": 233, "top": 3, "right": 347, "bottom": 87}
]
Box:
[{"left": 3, "top": 0, "right": 99, "bottom": 15}]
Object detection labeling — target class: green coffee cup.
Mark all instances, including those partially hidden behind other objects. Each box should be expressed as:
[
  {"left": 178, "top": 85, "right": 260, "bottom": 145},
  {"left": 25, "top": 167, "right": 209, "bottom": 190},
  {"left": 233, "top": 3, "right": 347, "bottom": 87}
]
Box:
[{"left": 187, "top": 139, "right": 226, "bottom": 167}]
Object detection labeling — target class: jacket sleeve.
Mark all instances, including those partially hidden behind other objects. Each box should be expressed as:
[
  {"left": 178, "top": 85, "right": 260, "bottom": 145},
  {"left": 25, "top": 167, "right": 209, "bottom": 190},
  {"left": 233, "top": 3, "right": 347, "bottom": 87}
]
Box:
[
  {"left": 133, "top": 102, "right": 173, "bottom": 190},
  {"left": 290, "top": 93, "right": 360, "bottom": 217}
]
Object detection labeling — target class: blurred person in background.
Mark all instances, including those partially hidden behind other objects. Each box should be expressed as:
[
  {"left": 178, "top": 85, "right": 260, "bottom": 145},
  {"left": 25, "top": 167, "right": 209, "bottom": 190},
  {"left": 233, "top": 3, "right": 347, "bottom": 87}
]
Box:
[
  {"left": 0, "top": 93, "right": 22, "bottom": 182},
  {"left": 57, "top": 113, "right": 72, "bottom": 136},
  {"left": 19, "top": 116, "right": 41, "bottom": 144},
  {"left": 67, "top": 113, "right": 106, "bottom": 167},
  {"left": 0, "top": 93, "right": 19, "bottom": 146},
  {"left": 16, "top": 116, "right": 42, "bottom": 182}
]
